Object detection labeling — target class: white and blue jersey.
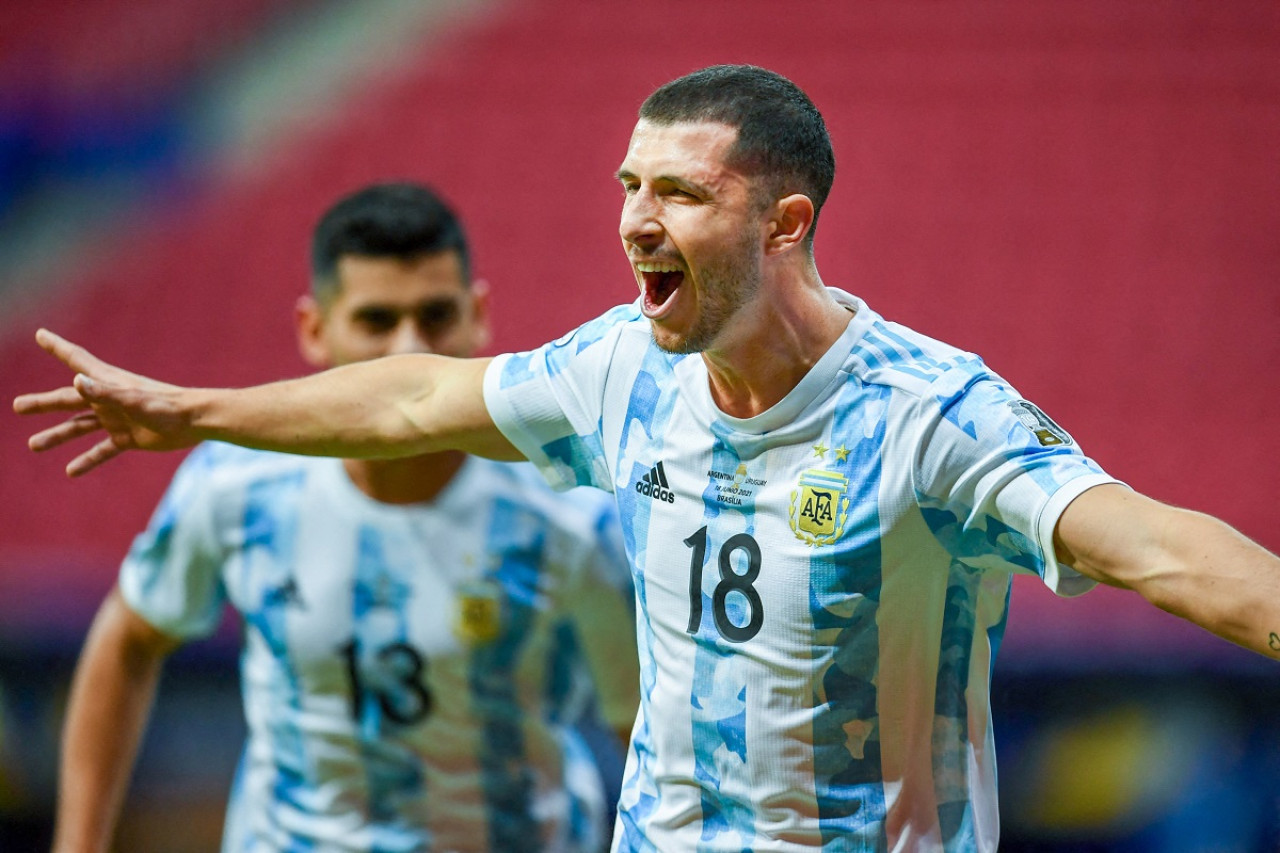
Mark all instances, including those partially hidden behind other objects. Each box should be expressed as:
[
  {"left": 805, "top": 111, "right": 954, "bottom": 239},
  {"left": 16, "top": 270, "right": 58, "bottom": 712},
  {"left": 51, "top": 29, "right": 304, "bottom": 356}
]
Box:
[
  {"left": 120, "top": 447, "right": 639, "bottom": 853},
  {"left": 483, "top": 289, "right": 1119, "bottom": 852}
]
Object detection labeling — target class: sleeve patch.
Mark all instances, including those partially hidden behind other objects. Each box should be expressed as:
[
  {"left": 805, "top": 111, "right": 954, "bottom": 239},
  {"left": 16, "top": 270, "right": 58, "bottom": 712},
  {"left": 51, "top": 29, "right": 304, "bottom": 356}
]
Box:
[{"left": 1008, "top": 400, "right": 1074, "bottom": 447}]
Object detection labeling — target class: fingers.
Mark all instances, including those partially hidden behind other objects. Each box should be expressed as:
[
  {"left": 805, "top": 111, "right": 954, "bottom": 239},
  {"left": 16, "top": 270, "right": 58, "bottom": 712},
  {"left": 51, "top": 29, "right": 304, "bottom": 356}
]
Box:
[
  {"left": 28, "top": 413, "right": 103, "bottom": 452},
  {"left": 19, "top": 330, "right": 136, "bottom": 478},
  {"left": 67, "top": 437, "right": 124, "bottom": 479},
  {"left": 14, "top": 328, "right": 113, "bottom": 415},
  {"left": 35, "top": 328, "right": 106, "bottom": 376},
  {"left": 13, "top": 385, "right": 88, "bottom": 415}
]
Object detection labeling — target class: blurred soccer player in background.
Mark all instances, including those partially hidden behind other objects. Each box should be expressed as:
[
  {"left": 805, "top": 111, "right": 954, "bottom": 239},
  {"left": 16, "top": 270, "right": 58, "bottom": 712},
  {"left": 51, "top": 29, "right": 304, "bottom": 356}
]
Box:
[
  {"left": 17, "top": 68, "right": 1280, "bottom": 851},
  {"left": 49, "top": 183, "right": 639, "bottom": 853}
]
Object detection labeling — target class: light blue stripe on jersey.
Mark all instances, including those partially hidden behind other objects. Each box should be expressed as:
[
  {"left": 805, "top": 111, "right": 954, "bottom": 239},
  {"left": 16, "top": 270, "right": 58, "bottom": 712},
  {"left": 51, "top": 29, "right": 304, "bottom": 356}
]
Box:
[
  {"left": 935, "top": 575, "right": 1012, "bottom": 849},
  {"left": 237, "top": 471, "right": 312, "bottom": 852},
  {"left": 810, "top": 378, "right": 888, "bottom": 844},
  {"left": 616, "top": 344, "right": 685, "bottom": 569},
  {"left": 471, "top": 496, "right": 543, "bottom": 853},
  {"left": 858, "top": 320, "right": 980, "bottom": 386},
  {"left": 614, "top": 349, "right": 681, "bottom": 848},
  {"left": 614, "top": 345, "right": 687, "bottom": 849},
  {"left": 689, "top": 426, "right": 758, "bottom": 851},
  {"left": 873, "top": 323, "right": 945, "bottom": 370},
  {"left": 559, "top": 726, "right": 597, "bottom": 847},
  {"left": 544, "top": 620, "right": 578, "bottom": 725},
  {"left": 933, "top": 560, "right": 981, "bottom": 844},
  {"left": 350, "top": 525, "right": 425, "bottom": 824}
]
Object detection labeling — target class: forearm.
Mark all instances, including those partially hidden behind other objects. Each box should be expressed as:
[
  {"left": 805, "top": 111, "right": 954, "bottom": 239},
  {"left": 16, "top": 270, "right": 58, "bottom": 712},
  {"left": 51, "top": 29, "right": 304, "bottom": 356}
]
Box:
[
  {"left": 191, "top": 354, "right": 516, "bottom": 460},
  {"left": 18, "top": 331, "right": 521, "bottom": 476},
  {"left": 1130, "top": 510, "right": 1280, "bottom": 660},
  {"left": 1058, "top": 486, "right": 1280, "bottom": 660},
  {"left": 53, "top": 594, "right": 176, "bottom": 853}
]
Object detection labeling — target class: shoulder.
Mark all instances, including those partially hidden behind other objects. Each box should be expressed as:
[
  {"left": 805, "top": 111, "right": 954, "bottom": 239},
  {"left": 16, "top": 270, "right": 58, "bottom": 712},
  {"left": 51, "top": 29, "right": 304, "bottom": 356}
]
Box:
[
  {"left": 847, "top": 314, "right": 995, "bottom": 403},
  {"left": 496, "top": 301, "right": 658, "bottom": 380},
  {"left": 565, "top": 300, "right": 648, "bottom": 349}
]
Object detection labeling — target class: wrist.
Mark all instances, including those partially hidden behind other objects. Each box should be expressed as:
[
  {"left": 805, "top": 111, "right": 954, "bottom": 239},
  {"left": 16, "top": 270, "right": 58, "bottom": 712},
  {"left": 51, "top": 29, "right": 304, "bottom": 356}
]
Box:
[{"left": 183, "top": 386, "right": 219, "bottom": 442}]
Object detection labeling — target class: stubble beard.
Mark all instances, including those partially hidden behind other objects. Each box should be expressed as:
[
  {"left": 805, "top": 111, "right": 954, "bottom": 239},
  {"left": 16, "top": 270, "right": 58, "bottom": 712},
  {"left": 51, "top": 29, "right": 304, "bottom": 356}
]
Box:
[{"left": 652, "top": 232, "right": 763, "bottom": 355}]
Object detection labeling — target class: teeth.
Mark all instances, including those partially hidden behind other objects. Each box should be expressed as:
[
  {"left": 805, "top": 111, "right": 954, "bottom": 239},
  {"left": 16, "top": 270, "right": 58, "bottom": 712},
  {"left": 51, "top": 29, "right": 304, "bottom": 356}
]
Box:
[{"left": 635, "top": 261, "right": 682, "bottom": 273}]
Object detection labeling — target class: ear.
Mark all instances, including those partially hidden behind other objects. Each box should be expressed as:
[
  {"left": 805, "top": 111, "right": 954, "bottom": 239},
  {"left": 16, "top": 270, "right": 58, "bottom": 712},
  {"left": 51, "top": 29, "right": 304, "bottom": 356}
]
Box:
[
  {"left": 764, "top": 194, "right": 815, "bottom": 257},
  {"left": 295, "top": 295, "right": 331, "bottom": 369},
  {"left": 468, "top": 278, "right": 494, "bottom": 353}
]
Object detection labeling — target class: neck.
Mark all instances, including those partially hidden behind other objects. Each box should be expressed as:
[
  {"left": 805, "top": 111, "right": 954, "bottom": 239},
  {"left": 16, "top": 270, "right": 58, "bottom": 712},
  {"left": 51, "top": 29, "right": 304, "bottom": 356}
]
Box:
[
  {"left": 342, "top": 452, "right": 468, "bottom": 505},
  {"left": 702, "top": 270, "right": 852, "bottom": 419}
]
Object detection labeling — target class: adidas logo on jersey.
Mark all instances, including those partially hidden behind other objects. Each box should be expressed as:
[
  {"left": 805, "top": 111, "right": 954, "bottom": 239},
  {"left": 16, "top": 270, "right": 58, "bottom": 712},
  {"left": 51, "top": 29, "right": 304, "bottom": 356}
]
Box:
[{"left": 635, "top": 461, "right": 675, "bottom": 504}]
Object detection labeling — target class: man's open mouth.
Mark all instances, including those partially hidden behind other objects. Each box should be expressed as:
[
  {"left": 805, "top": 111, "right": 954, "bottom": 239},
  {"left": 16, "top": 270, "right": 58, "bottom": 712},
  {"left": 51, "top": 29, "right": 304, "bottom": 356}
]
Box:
[{"left": 636, "top": 261, "right": 685, "bottom": 315}]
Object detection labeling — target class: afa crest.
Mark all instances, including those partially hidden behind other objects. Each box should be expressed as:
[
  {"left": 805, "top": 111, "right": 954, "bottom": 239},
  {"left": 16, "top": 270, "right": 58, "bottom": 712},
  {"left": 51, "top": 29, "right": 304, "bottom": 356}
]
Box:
[
  {"left": 789, "top": 468, "right": 850, "bottom": 546},
  {"left": 454, "top": 579, "right": 502, "bottom": 644}
]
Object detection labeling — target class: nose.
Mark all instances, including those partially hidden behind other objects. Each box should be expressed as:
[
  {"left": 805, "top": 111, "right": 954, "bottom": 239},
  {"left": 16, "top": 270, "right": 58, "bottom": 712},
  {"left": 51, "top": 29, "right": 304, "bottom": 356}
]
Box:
[
  {"left": 387, "top": 319, "right": 433, "bottom": 356},
  {"left": 619, "top": 187, "right": 662, "bottom": 248}
]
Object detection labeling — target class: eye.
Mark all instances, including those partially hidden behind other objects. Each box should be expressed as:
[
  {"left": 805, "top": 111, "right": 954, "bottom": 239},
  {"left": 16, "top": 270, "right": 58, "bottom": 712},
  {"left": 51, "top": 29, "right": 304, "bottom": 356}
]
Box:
[
  {"left": 353, "top": 308, "right": 397, "bottom": 332},
  {"left": 417, "top": 303, "right": 459, "bottom": 331},
  {"left": 659, "top": 182, "right": 701, "bottom": 202}
]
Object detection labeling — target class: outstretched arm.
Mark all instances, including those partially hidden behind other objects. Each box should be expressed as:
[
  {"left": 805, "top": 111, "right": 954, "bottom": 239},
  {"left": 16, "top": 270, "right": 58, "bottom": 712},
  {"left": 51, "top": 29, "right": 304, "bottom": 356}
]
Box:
[
  {"left": 1055, "top": 483, "right": 1280, "bottom": 661},
  {"left": 13, "top": 329, "right": 522, "bottom": 476},
  {"left": 52, "top": 587, "right": 182, "bottom": 853}
]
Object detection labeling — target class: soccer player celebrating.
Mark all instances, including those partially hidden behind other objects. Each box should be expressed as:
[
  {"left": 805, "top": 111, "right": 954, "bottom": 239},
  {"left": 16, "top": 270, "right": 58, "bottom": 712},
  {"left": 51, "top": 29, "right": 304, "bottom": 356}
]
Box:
[
  {"left": 18, "top": 67, "right": 1280, "bottom": 851},
  {"left": 45, "top": 183, "right": 638, "bottom": 853}
]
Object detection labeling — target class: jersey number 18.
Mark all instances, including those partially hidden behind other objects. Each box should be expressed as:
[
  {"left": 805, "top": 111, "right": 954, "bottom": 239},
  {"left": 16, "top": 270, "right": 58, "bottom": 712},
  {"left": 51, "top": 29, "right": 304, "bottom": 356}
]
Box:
[{"left": 684, "top": 526, "right": 764, "bottom": 643}]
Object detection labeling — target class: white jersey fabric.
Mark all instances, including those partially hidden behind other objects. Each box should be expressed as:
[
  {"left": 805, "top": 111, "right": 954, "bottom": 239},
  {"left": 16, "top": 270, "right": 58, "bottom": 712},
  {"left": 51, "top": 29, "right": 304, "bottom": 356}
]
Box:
[
  {"left": 483, "top": 289, "right": 1119, "bottom": 853},
  {"left": 120, "top": 447, "right": 639, "bottom": 853}
]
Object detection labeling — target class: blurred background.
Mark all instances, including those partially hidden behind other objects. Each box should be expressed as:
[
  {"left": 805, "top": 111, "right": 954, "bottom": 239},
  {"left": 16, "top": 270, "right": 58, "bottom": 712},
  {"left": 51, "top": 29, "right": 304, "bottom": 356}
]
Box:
[{"left": 1, "top": 0, "right": 1277, "bottom": 850}]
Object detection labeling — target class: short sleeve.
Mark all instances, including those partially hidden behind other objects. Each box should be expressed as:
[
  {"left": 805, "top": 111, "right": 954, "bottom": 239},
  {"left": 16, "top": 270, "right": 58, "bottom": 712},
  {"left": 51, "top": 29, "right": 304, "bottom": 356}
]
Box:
[
  {"left": 484, "top": 304, "right": 636, "bottom": 492},
  {"left": 118, "top": 444, "right": 234, "bottom": 638},
  {"left": 913, "top": 365, "right": 1120, "bottom": 596}
]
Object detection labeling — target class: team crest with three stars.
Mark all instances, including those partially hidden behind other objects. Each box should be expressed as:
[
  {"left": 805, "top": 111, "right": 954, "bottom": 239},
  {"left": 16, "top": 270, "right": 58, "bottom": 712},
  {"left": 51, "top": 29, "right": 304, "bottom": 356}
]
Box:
[{"left": 789, "top": 458, "right": 851, "bottom": 546}]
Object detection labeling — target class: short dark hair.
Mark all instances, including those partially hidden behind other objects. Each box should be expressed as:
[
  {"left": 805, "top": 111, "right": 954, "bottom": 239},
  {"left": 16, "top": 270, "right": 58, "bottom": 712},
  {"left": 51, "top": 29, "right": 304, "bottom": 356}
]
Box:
[
  {"left": 639, "top": 65, "right": 835, "bottom": 244},
  {"left": 310, "top": 182, "right": 471, "bottom": 300}
]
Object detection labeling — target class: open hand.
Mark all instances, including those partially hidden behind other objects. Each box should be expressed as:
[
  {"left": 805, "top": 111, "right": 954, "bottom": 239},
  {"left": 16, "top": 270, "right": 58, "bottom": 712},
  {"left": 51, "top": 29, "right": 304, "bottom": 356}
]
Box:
[{"left": 13, "top": 329, "right": 200, "bottom": 477}]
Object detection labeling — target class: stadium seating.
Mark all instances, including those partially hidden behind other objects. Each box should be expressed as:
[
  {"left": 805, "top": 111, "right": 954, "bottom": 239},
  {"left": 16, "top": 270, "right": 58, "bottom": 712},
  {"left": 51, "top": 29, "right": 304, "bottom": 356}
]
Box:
[
  {"left": 0, "top": 0, "right": 311, "bottom": 219},
  {"left": 3, "top": 0, "right": 1276, "bottom": 659},
  {"left": 1, "top": 2, "right": 1277, "bottom": 848}
]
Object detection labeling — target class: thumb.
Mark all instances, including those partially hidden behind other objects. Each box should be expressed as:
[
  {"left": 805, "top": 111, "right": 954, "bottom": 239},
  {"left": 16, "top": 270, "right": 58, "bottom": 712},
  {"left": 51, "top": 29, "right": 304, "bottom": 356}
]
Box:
[{"left": 73, "top": 373, "right": 101, "bottom": 399}]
